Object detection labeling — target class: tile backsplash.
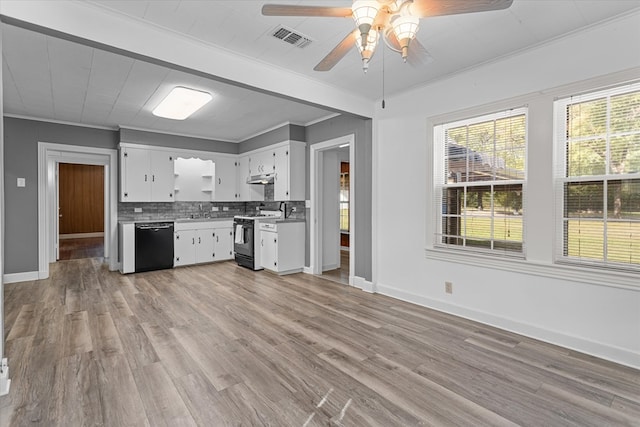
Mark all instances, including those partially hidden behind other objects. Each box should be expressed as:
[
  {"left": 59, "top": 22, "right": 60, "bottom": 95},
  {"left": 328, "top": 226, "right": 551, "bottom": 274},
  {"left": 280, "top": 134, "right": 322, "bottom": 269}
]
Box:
[{"left": 118, "top": 199, "right": 305, "bottom": 221}]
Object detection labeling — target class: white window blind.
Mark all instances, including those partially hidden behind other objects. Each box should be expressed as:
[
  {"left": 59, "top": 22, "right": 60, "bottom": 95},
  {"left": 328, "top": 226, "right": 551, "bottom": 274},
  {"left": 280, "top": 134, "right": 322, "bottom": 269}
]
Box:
[
  {"left": 434, "top": 108, "right": 527, "bottom": 256},
  {"left": 554, "top": 82, "right": 640, "bottom": 271}
]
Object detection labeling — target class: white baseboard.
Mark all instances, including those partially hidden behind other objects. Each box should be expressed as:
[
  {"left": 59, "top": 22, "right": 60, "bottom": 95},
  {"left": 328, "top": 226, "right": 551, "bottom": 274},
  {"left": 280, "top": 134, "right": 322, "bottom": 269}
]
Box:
[
  {"left": 303, "top": 266, "right": 314, "bottom": 274},
  {"left": 352, "top": 276, "right": 374, "bottom": 293},
  {"left": 3, "top": 271, "right": 40, "bottom": 284},
  {"left": 0, "top": 357, "right": 11, "bottom": 396},
  {"left": 376, "top": 281, "right": 640, "bottom": 370},
  {"left": 0, "top": 358, "right": 10, "bottom": 396},
  {"left": 322, "top": 263, "right": 339, "bottom": 272}
]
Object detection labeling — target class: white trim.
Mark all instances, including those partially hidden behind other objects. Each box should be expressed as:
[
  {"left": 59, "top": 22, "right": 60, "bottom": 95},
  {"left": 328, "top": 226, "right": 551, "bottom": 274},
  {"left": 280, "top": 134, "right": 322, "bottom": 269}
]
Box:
[
  {"left": 376, "top": 280, "right": 640, "bottom": 369},
  {"left": 38, "top": 143, "right": 118, "bottom": 279},
  {"left": 424, "top": 247, "right": 639, "bottom": 290},
  {"left": 310, "top": 134, "right": 356, "bottom": 286},
  {"left": 3, "top": 271, "right": 39, "bottom": 284},
  {"left": 303, "top": 266, "right": 314, "bottom": 275},
  {"left": 5, "top": 113, "right": 117, "bottom": 131},
  {"left": 353, "top": 276, "right": 374, "bottom": 293}
]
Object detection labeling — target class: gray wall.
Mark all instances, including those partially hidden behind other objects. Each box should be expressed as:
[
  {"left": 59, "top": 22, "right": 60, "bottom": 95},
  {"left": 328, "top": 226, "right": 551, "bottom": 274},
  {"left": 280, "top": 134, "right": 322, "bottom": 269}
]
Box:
[
  {"left": 306, "top": 115, "right": 373, "bottom": 282},
  {"left": 3, "top": 117, "right": 119, "bottom": 274},
  {"left": 120, "top": 128, "right": 238, "bottom": 154},
  {"left": 239, "top": 124, "right": 305, "bottom": 153}
]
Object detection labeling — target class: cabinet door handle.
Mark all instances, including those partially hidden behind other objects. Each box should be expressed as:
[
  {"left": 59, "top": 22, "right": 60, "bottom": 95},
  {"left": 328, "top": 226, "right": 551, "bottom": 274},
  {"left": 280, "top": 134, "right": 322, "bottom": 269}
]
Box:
[
  {"left": 144, "top": 174, "right": 148, "bottom": 182},
  {"left": 261, "top": 239, "right": 263, "bottom": 247},
  {"left": 192, "top": 238, "right": 195, "bottom": 245},
  {"left": 198, "top": 237, "right": 201, "bottom": 244},
  {"left": 216, "top": 236, "right": 219, "bottom": 242},
  {"left": 152, "top": 175, "right": 155, "bottom": 182},
  {"left": 218, "top": 178, "right": 221, "bottom": 185}
]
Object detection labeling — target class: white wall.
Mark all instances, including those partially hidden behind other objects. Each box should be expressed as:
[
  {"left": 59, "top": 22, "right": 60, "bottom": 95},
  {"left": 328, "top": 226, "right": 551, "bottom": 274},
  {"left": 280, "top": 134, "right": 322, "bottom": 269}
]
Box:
[{"left": 374, "top": 11, "right": 640, "bottom": 368}]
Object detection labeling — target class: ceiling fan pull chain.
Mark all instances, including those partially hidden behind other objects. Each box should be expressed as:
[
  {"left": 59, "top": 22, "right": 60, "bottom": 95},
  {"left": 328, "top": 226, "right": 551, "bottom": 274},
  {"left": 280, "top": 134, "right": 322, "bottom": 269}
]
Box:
[{"left": 382, "top": 43, "right": 386, "bottom": 109}]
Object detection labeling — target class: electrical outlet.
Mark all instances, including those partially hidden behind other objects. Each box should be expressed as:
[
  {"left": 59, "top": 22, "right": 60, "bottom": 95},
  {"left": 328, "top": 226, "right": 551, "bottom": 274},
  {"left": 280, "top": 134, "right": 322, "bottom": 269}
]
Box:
[
  {"left": 134, "top": 207, "right": 142, "bottom": 213},
  {"left": 211, "top": 206, "right": 219, "bottom": 212},
  {"left": 445, "top": 281, "right": 453, "bottom": 294},
  {"left": 223, "top": 206, "right": 229, "bottom": 211}
]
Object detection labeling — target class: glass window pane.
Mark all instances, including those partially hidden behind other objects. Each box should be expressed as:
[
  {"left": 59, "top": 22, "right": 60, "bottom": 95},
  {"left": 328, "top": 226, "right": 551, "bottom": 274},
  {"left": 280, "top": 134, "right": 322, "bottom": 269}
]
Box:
[
  {"left": 565, "top": 220, "right": 604, "bottom": 260},
  {"left": 442, "top": 188, "right": 463, "bottom": 215},
  {"left": 610, "top": 91, "right": 640, "bottom": 134},
  {"left": 607, "top": 179, "right": 640, "bottom": 220},
  {"left": 567, "top": 98, "right": 607, "bottom": 139},
  {"left": 610, "top": 134, "right": 640, "bottom": 175},
  {"left": 607, "top": 221, "right": 640, "bottom": 265},
  {"left": 567, "top": 138, "right": 606, "bottom": 176},
  {"left": 564, "top": 182, "right": 604, "bottom": 219}
]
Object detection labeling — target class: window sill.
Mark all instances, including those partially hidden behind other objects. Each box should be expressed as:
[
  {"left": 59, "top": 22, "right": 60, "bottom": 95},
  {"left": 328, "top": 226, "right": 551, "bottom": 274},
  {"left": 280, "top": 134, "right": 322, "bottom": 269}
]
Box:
[{"left": 424, "top": 247, "right": 639, "bottom": 291}]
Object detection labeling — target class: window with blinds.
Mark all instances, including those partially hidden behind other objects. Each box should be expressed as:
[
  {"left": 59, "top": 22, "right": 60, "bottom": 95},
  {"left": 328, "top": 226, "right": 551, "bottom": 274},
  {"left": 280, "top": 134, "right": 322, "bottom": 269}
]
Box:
[
  {"left": 555, "top": 83, "right": 640, "bottom": 271},
  {"left": 434, "top": 108, "right": 527, "bottom": 255}
]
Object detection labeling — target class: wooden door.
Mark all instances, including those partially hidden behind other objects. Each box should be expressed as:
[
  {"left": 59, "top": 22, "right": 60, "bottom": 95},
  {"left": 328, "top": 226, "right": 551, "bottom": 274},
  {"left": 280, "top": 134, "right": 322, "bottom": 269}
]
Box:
[{"left": 59, "top": 163, "right": 104, "bottom": 235}]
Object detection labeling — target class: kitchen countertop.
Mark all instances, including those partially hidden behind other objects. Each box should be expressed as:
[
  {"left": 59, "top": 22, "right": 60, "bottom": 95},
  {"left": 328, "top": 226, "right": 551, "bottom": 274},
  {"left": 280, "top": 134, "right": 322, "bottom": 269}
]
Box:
[{"left": 118, "top": 217, "right": 234, "bottom": 224}]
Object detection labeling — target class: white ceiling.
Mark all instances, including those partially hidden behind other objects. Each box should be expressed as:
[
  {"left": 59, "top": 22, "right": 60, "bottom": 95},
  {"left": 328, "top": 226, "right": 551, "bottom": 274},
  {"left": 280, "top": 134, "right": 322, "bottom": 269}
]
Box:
[{"left": 3, "top": 0, "right": 640, "bottom": 142}]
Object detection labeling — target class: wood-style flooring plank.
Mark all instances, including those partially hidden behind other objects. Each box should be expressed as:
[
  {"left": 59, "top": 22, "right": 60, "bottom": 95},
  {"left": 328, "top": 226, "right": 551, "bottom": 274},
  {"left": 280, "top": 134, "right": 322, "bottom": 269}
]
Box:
[{"left": 1, "top": 257, "right": 638, "bottom": 427}]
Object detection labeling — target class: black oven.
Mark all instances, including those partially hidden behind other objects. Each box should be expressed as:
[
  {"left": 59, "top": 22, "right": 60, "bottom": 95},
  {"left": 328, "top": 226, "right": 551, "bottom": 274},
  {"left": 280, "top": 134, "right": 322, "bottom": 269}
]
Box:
[{"left": 234, "top": 217, "right": 256, "bottom": 269}]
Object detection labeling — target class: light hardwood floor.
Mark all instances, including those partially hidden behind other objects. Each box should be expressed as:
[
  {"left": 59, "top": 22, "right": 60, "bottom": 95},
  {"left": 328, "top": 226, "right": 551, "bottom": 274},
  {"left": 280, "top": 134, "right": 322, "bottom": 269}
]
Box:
[{"left": 1, "top": 258, "right": 639, "bottom": 426}]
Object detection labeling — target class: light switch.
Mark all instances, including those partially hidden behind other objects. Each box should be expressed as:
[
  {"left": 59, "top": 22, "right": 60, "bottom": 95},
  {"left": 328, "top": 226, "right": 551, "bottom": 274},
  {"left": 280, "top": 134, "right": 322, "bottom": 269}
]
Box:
[{"left": 17, "top": 178, "right": 26, "bottom": 188}]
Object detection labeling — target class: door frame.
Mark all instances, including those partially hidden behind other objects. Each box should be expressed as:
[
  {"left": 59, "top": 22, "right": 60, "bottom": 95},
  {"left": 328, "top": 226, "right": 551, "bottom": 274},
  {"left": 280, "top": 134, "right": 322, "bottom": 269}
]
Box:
[
  {"left": 38, "top": 142, "right": 118, "bottom": 278},
  {"left": 309, "top": 134, "right": 355, "bottom": 285}
]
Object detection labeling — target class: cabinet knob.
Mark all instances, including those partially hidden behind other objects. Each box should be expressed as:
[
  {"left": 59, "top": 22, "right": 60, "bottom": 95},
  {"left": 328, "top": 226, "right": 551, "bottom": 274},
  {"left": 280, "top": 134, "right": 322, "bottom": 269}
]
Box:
[
  {"left": 124, "top": 192, "right": 128, "bottom": 198},
  {"left": 176, "top": 234, "right": 179, "bottom": 240},
  {"left": 176, "top": 257, "right": 180, "bottom": 261}
]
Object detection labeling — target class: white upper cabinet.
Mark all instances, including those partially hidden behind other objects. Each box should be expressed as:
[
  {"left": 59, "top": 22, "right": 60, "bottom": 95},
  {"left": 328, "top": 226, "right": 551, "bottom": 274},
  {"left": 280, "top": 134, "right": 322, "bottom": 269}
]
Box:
[
  {"left": 237, "top": 155, "right": 264, "bottom": 201},
  {"left": 120, "top": 144, "right": 174, "bottom": 202},
  {"left": 274, "top": 141, "right": 305, "bottom": 201},
  {"left": 213, "top": 155, "right": 238, "bottom": 201},
  {"left": 249, "top": 149, "right": 275, "bottom": 176}
]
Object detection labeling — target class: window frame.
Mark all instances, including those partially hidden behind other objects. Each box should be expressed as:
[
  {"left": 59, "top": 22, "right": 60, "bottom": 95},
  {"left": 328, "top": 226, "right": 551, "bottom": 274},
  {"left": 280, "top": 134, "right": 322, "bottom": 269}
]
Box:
[
  {"left": 553, "top": 83, "right": 640, "bottom": 273},
  {"left": 433, "top": 107, "right": 528, "bottom": 258}
]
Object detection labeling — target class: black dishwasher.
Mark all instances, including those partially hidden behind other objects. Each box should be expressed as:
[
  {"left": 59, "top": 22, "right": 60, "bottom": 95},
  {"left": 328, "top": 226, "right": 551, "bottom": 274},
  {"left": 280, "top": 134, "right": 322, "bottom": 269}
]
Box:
[{"left": 135, "top": 222, "right": 174, "bottom": 272}]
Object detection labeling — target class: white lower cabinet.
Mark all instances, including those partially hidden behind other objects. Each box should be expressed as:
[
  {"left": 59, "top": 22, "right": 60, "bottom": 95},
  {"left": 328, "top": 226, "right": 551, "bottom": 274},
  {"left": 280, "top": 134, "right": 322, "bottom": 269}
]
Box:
[
  {"left": 259, "top": 221, "right": 305, "bottom": 275},
  {"left": 174, "top": 221, "right": 234, "bottom": 267}
]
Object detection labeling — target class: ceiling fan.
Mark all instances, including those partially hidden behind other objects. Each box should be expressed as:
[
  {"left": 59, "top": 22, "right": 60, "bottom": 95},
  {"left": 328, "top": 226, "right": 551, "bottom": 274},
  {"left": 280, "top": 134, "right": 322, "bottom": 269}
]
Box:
[{"left": 263, "top": 0, "right": 514, "bottom": 72}]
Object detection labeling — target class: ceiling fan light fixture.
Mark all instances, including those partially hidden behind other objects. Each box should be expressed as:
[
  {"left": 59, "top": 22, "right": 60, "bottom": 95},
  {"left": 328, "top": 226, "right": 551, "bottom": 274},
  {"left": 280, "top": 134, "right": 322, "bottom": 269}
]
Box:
[
  {"left": 392, "top": 14, "right": 419, "bottom": 61},
  {"left": 152, "top": 86, "right": 212, "bottom": 120},
  {"left": 351, "top": 0, "right": 380, "bottom": 48},
  {"left": 356, "top": 28, "right": 378, "bottom": 73}
]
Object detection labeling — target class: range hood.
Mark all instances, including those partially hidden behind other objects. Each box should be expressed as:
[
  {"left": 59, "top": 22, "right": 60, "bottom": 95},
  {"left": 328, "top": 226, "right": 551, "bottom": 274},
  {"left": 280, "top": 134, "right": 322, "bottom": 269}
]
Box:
[{"left": 247, "top": 173, "right": 275, "bottom": 184}]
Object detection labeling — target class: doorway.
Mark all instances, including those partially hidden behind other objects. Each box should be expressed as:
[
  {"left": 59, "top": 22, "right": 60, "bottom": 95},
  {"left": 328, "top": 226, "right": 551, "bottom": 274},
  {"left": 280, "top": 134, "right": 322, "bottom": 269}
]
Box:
[
  {"left": 310, "top": 134, "right": 355, "bottom": 286},
  {"left": 58, "top": 163, "right": 105, "bottom": 260},
  {"left": 38, "top": 142, "right": 118, "bottom": 279}
]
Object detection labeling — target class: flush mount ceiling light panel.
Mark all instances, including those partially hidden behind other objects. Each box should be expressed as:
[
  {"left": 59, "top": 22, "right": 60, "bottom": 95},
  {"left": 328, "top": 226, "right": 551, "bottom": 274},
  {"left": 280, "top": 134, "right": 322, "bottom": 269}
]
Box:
[
  {"left": 262, "top": 0, "right": 513, "bottom": 72},
  {"left": 152, "top": 86, "right": 213, "bottom": 120}
]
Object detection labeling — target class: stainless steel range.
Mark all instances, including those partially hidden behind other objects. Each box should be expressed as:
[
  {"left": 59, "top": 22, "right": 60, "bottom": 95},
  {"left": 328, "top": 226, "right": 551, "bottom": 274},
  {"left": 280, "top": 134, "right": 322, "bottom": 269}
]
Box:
[{"left": 233, "top": 210, "right": 282, "bottom": 270}]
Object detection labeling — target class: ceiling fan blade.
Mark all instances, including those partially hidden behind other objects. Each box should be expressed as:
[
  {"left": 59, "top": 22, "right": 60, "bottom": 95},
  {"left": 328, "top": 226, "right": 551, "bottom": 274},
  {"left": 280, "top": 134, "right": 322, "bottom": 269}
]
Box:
[
  {"left": 409, "top": 0, "right": 513, "bottom": 18},
  {"left": 262, "top": 4, "right": 353, "bottom": 17},
  {"left": 314, "top": 30, "right": 358, "bottom": 72},
  {"left": 406, "top": 39, "right": 433, "bottom": 67},
  {"left": 384, "top": 30, "right": 432, "bottom": 67}
]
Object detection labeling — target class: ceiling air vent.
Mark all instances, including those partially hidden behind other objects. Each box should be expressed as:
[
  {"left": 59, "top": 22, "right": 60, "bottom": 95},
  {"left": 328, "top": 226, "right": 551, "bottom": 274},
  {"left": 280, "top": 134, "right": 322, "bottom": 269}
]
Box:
[{"left": 271, "top": 25, "right": 313, "bottom": 48}]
